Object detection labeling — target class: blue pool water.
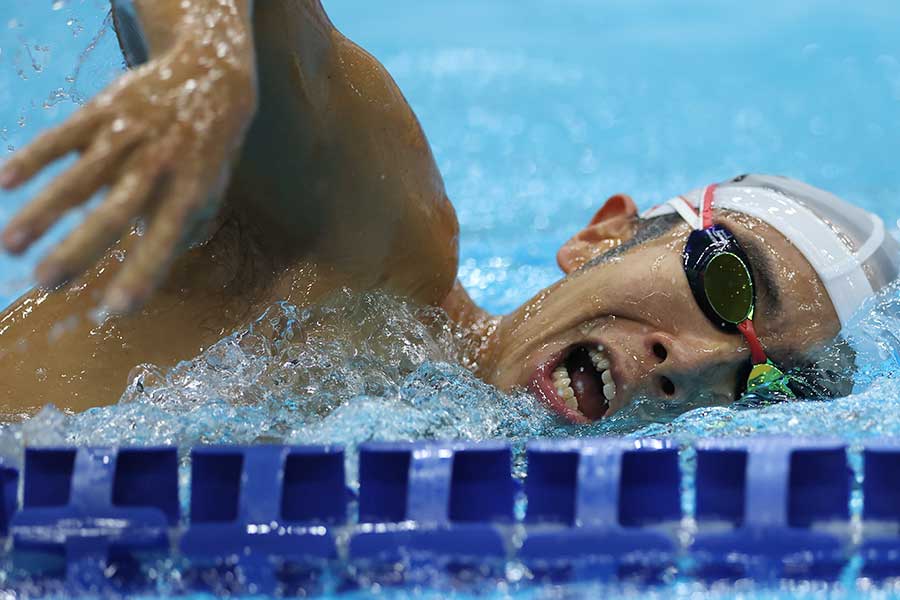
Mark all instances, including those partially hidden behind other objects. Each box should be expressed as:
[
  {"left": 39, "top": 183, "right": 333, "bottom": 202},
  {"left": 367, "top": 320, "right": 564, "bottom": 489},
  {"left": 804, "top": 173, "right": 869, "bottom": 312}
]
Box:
[{"left": 3, "top": 0, "right": 900, "bottom": 597}]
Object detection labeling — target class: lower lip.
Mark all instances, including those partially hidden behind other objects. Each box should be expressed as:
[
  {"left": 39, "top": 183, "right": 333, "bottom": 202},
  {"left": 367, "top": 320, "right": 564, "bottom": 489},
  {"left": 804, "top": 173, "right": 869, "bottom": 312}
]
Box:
[{"left": 527, "top": 356, "right": 592, "bottom": 425}]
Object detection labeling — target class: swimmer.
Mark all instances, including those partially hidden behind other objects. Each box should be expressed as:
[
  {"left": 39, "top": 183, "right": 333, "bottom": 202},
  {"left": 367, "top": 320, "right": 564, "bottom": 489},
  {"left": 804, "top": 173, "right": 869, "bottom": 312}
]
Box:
[{"left": 0, "top": 0, "right": 896, "bottom": 421}]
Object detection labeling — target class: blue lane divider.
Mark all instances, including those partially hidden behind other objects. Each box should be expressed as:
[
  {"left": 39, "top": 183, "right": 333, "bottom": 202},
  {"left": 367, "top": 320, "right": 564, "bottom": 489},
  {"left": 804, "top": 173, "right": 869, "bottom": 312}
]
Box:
[
  {"left": 10, "top": 447, "right": 178, "bottom": 589},
  {"left": 692, "top": 437, "right": 851, "bottom": 581},
  {"left": 860, "top": 439, "right": 900, "bottom": 579},
  {"left": 349, "top": 441, "right": 516, "bottom": 566},
  {"left": 0, "top": 458, "right": 17, "bottom": 536},
  {"left": 518, "top": 438, "right": 680, "bottom": 581},
  {"left": 3, "top": 437, "right": 898, "bottom": 592},
  {"left": 180, "top": 445, "right": 346, "bottom": 594}
]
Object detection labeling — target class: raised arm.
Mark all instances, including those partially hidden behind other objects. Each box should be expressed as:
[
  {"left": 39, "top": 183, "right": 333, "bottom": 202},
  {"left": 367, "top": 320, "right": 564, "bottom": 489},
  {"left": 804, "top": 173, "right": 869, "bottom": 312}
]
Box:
[
  {"left": 229, "top": 0, "right": 460, "bottom": 305},
  {"left": 2, "top": 0, "right": 458, "bottom": 312},
  {"left": 0, "top": 0, "right": 462, "bottom": 414},
  {"left": 0, "top": 0, "right": 257, "bottom": 312}
]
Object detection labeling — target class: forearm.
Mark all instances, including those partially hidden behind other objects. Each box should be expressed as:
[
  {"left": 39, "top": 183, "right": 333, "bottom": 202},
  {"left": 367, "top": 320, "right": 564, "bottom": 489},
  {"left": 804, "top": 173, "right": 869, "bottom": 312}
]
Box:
[{"left": 113, "top": 0, "right": 255, "bottom": 69}]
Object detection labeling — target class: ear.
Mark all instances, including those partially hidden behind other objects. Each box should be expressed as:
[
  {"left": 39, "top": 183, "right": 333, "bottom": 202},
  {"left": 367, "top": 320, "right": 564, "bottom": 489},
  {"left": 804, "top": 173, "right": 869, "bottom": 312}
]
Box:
[{"left": 556, "top": 194, "right": 638, "bottom": 273}]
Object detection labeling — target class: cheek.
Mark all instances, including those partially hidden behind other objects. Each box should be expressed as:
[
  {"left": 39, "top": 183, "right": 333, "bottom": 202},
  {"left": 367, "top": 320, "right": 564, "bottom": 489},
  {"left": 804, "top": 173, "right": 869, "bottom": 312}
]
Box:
[
  {"left": 612, "top": 259, "right": 699, "bottom": 332},
  {"left": 776, "top": 269, "right": 841, "bottom": 345}
]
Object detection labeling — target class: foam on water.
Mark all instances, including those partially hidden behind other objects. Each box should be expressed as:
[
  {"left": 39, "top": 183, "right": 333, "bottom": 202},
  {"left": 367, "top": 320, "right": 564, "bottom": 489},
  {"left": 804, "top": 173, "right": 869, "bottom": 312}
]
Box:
[
  {"left": 0, "top": 289, "right": 574, "bottom": 481},
  {"left": 0, "top": 291, "right": 541, "bottom": 463},
  {"left": 1, "top": 277, "right": 899, "bottom": 475}
]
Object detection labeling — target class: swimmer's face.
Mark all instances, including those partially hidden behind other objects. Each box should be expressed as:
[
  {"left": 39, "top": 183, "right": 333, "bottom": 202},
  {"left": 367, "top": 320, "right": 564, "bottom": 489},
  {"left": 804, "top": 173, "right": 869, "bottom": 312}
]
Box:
[{"left": 479, "top": 194, "right": 841, "bottom": 423}]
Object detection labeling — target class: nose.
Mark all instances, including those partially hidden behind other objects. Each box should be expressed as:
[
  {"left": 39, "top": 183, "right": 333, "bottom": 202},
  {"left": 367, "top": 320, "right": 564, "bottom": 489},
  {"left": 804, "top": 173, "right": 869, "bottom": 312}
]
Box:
[{"left": 641, "top": 331, "right": 744, "bottom": 403}]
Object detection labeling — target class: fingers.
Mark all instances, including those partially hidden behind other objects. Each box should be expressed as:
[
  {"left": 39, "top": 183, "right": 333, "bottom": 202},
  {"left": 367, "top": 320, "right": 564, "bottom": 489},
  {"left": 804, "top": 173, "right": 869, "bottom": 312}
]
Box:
[
  {"left": 0, "top": 109, "right": 101, "bottom": 190},
  {"left": 1, "top": 127, "right": 144, "bottom": 254},
  {"left": 102, "top": 176, "right": 204, "bottom": 314},
  {"left": 34, "top": 145, "right": 167, "bottom": 289}
]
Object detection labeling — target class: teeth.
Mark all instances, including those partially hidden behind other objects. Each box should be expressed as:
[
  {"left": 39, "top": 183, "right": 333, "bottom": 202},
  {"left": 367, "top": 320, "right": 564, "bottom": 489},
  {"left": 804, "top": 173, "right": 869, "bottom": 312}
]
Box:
[
  {"left": 589, "top": 344, "right": 615, "bottom": 405},
  {"left": 603, "top": 382, "right": 616, "bottom": 401},
  {"left": 552, "top": 365, "right": 570, "bottom": 386},
  {"left": 551, "top": 344, "right": 617, "bottom": 415},
  {"left": 588, "top": 346, "right": 610, "bottom": 370},
  {"left": 551, "top": 365, "right": 579, "bottom": 412}
]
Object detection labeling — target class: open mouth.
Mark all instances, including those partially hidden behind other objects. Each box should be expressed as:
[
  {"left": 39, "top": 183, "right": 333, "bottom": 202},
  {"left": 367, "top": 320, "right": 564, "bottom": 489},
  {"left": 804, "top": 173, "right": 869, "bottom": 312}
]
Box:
[{"left": 528, "top": 343, "right": 615, "bottom": 423}]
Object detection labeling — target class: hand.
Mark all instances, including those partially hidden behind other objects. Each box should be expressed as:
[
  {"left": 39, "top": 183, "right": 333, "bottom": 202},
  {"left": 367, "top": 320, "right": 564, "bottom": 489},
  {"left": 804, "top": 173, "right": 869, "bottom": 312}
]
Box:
[{"left": 0, "top": 35, "right": 257, "bottom": 313}]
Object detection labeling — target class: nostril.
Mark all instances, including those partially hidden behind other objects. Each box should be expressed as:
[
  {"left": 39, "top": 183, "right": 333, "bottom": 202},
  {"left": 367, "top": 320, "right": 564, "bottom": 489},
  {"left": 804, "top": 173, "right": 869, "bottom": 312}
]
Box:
[
  {"left": 652, "top": 342, "right": 668, "bottom": 362},
  {"left": 660, "top": 376, "right": 675, "bottom": 396}
]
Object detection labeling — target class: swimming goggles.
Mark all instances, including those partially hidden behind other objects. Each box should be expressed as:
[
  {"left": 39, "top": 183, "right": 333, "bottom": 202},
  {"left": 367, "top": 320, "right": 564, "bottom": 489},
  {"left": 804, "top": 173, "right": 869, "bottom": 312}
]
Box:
[{"left": 677, "top": 184, "right": 796, "bottom": 399}]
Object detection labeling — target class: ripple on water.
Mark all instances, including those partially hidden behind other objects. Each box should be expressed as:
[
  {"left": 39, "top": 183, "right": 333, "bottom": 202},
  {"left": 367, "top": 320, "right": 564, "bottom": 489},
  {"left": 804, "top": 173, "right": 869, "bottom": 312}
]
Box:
[{"left": 1, "top": 279, "right": 900, "bottom": 483}]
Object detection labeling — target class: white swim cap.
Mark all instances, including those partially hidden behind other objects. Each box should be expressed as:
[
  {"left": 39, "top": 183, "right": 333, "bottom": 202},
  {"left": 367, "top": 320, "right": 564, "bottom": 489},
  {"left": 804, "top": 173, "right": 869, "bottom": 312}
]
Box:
[{"left": 642, "top": 174, "right": 900, "bottom": 327}]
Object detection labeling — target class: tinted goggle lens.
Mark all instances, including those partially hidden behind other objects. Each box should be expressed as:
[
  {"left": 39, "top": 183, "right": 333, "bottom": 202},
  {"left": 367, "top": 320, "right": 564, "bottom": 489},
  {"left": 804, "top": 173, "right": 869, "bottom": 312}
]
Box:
[
  {"left": 703, "top": 252, "right": 754, "bottom": 324},
  {"left": 682, "top": 216, "right": 797, "bottom": 401}
]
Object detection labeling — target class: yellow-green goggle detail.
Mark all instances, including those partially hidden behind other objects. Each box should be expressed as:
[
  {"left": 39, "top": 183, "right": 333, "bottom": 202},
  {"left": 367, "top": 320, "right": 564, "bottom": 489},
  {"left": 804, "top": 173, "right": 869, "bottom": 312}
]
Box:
[{"left": 746, "top": 360, "right": 794, "bottom": 397}]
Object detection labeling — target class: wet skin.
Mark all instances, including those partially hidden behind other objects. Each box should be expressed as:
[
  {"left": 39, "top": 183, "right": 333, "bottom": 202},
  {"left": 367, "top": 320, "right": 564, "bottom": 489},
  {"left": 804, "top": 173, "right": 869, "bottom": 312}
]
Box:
[
  {"left": 479, "top": 196, "right": 840, "bottom": 422},
  {"left": 0, "top": 0, "right": 457, "bottom": 416},
  {"left": 0, "top": 1, "right": 840, "bottom": 420}
]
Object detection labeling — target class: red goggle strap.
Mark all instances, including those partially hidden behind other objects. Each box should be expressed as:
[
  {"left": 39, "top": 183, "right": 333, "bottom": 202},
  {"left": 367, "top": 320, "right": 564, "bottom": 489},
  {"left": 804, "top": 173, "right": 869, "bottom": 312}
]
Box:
[
  {"left": 667, "top": 183, "right": 717, "bottom": 230},
  {"left": 701, "top": 183, "right": 717, "bottom": 229},
  {"left": 737, "top": 319, "right": 769, "bottom": 365},
  {"left": 680, "top": 182, "right": 767, "bottom": 365}
]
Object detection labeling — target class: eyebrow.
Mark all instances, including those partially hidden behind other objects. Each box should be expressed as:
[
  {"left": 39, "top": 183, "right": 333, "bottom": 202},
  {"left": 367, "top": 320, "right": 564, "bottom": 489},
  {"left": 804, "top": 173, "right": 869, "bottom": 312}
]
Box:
[{"left": 736, "top": 233, "right": 782, "bottom": 319}]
